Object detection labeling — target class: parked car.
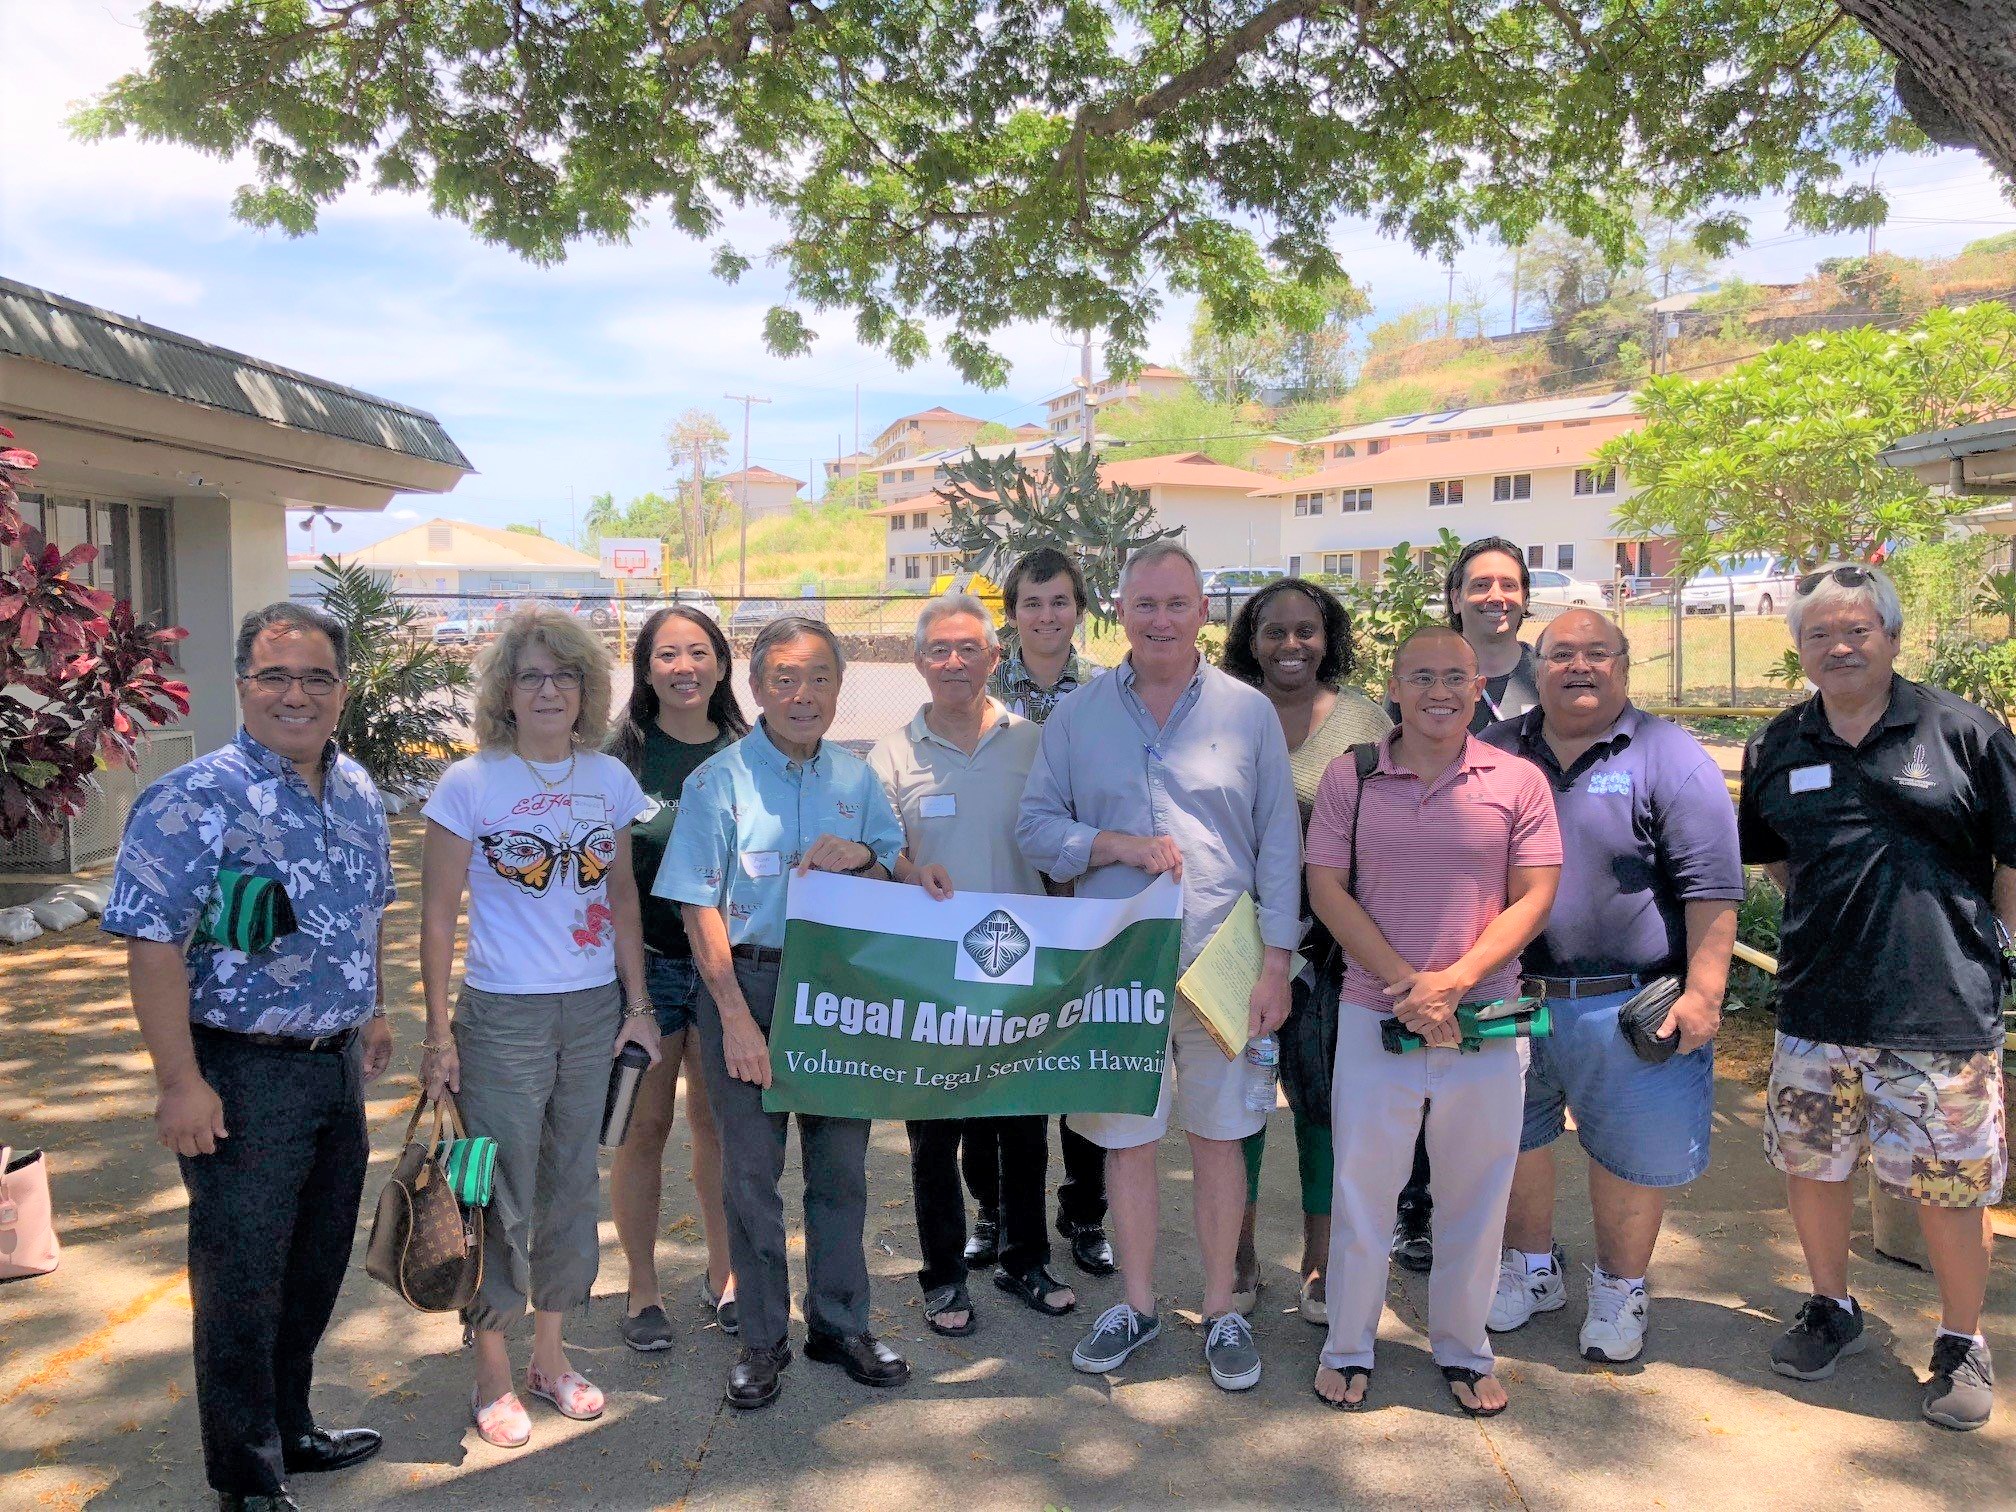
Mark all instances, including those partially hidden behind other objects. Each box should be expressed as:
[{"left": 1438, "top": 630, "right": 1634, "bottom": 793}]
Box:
[
  {"left": 1678, "top": 555, "right": 1799, "bottom": 616},
  {"left": 431, "top": 616, "right": 488, "bottom": 646},
  {"left": 613, "top": 590, "right": 722, "bottom": 631},
  {"left": 1526, "top": 568, "right": 1615, "bottom": 610},
  {"left": 1199, "top": 566, "right": 1285, "bottom": 622},
  {"left": 726, "top": 597, "right": 826, "bottom": 635}
]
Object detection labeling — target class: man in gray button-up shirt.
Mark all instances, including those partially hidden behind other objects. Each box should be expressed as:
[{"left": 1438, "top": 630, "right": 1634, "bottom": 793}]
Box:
[{"left": 1018, "top": 541, "right": 1302, "bottom": 1392}]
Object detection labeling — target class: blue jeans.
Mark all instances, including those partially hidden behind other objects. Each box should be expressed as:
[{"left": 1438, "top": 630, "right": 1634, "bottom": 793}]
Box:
[
  {"left": 1520, "top": 987, "right": 1714, "bottom": 1188},
  {"left": 646, "top": 953, "right": 701, "bottom": 1037}
]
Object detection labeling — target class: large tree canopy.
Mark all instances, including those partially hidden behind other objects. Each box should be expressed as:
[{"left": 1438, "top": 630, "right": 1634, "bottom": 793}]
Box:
[{"left": 77, "top": 1, "right": 2010, "bottom": 384}]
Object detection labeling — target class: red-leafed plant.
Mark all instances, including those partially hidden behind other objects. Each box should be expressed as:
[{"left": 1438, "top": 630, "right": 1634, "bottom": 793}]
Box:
[{"left": 0, "top": 424, "right": 191, "bottom": 838}]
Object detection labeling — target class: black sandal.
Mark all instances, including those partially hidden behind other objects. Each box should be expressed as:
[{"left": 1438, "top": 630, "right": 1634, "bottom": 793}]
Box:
[
  {"left": 992, "top": 1262, "right": 1077, "bottom": 1316},
  {"left": 1442, "top": 1365, "right": 1507, "bottom": 1418},
  {"left": 1315, "top": 1366, "right": 1372, "bottom": 1411},
  {"left": 923, "top": 1282, "right": 978, "bottom": 1337}
]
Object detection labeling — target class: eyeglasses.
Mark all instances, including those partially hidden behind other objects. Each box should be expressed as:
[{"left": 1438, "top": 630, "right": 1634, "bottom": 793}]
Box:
[
  {"left": 1796, "top": 564, "right": 1873, "bottom": 596},
  {"left": 1397, "top": 670, "right": 1478, "bottom": 690},
  {"left": 1539, "top": 647, "right": 1623, "bottom": 668},
  {"left": 514, "top": 669, "right": 583, "bottom": 693},
  {"left": 243, "top": 669, "right": 342, "bottom": 696},
  {"left": 922, "top": 642, "right": 988, "bottom": 665}
]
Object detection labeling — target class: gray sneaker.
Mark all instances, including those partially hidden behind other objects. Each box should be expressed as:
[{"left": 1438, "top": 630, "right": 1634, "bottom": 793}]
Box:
[
  {"left": 1923, "top": 1335, "right": 1994, "bottom": 1431},
  {"left": 1203, "top": 1310, "right": 1262, "bottom": 1391},
  {"left": 1072, "top": 1302, "right": 1160, "bottom": 1373},
  {"left": 621, "top": 1303, "right": 675, "bottom": 1352}
]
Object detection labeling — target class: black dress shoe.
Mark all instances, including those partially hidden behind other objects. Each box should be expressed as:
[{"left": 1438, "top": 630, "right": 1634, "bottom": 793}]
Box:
[
  {"left": 725, "top": 1342, "right": 792, "bottom": 1410},
  {"left": 804, "top": 1330, "right": 910, "bottom": 1388},
  {"left": 963, "top": 1215, "right": 1000, "bottom": 1269},
  {"left": 281, "top": 1425, "right": 382, "bottom": 1475},
  {"left": 1056, "top": 1214, "right": 1117, "bottom": 1276},
  {"left": 1391, "top": 1205, "right": 1433, "bottom": 1273},
  {"left": 217, "top": 1494, "right": 301, "bottom": 1511}
]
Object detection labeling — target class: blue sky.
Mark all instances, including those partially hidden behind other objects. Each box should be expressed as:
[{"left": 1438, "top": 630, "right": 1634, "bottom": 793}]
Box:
[{"left": 6, "top": 1, "right": 2014, "bottom": 555}]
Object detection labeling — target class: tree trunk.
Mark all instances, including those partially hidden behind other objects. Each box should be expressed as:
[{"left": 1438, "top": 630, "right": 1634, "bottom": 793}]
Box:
[{"left": 1838, "top": 1, "right": 2016, "bottom": 182}]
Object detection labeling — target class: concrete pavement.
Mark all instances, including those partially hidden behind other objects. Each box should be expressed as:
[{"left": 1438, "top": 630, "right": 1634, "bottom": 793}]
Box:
[{"left": 3, "top": 819, "right": 2013, "bottom": 1509}]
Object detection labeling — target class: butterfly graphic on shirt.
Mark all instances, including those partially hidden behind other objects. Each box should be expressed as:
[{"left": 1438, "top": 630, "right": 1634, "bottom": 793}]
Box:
[{"left": 478, "top": 824, "right": 618, "bottom": 896}]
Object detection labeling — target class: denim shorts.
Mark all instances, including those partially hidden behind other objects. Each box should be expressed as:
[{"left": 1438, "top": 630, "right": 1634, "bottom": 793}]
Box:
[
  {"left": 645, "top": 953, "right": 701, "bottom": 1037},
  {"left": 1520, "top": 986, "right": 1713, "bottom": 1188}
]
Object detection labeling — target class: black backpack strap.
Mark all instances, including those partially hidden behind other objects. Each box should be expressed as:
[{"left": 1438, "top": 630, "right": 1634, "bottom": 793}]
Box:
[{"left": 1345, "top": 742, "right": 1380, "bottom": 899}]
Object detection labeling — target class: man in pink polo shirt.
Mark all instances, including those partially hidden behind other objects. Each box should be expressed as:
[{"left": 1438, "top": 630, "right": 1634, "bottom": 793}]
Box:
[{"left": 1305, "top": 625, "right": 1561, "bottom": 1417}]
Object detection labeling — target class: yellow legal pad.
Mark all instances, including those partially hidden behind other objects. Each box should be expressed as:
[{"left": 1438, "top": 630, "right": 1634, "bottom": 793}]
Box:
[{"left": 1176, "top": 892, "right": 1303, "bottom": 1060}]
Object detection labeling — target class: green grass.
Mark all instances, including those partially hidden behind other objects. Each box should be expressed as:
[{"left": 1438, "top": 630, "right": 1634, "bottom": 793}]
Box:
[{"left": 695, "top": 499, "right": 888, "bottom": 595}]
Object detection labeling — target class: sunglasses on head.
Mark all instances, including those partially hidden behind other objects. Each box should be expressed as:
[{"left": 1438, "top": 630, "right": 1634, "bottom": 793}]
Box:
[{"left": 1796, "top": 564, "right": 1873, "bottom": 596}]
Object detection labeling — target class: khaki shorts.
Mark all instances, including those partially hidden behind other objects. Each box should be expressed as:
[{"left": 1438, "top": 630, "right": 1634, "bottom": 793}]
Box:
[
  {"left": 1765, "top": 1034, "right": 2007, "bottom": 1209},
  {"left": 1072, "top": 999, "right": 1266, "bottom": 1150}
]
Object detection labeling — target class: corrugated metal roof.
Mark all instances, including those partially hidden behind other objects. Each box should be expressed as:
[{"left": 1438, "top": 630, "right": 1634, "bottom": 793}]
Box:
[{"left": 0, "top": 276, "right": 472, "bottom": 471}]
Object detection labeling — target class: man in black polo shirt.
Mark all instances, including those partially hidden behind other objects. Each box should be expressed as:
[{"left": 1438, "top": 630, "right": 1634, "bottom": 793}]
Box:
[{"left": 1740, "top": 564, "right": 2016, "bottom": 1431}]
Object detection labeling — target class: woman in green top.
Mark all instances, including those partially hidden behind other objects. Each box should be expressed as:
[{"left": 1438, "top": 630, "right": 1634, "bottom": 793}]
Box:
[
  {"left": 1220, "top": 578, "right": 1391, "bottom": 1328},
  {"left": 607, "top": 606, "right": 749, "bottom": 1352}
]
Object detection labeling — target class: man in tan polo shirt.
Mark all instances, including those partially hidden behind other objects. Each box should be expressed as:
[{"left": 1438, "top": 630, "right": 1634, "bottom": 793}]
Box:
[{"left": 870, "top": 593, "right": 1078, "bottom": 1337}]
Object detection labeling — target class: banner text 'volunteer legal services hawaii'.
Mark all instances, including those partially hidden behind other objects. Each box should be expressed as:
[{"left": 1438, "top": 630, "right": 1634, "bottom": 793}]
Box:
[{"left": 763, "top": 872, "right": 1182, "bottom": 1120}]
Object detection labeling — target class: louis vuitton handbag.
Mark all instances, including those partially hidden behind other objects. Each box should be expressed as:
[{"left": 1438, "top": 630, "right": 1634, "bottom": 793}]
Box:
[{"left": 366, "top": 1093, "right": 483, "bottom": 1312}]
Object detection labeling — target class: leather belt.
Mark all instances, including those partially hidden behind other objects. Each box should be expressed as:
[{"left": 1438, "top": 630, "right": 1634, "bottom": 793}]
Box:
[
  {"left": 730, "top": 944, "right": 785, "bottom": 967},
  {"left": 1532, "top": 972, "right": 1640, "bottom": 1000},
  {"left": 191, "top": 1022, "right": 360, "bottom": 1054}
]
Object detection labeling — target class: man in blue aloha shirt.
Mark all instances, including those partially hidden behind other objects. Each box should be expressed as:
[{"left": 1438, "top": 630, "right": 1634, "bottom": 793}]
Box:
[{"left": 103, "top": 601, "right": 395, "bottom": 1512}]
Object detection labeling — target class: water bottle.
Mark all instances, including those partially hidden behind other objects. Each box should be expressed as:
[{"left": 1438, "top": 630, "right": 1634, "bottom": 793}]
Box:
[
  {"left": 1243, "top": 1033, "right": 1280, "bottom": 1113},
  {"left": 601, "top": 1043, "right": 653, "bottom": 1148}
]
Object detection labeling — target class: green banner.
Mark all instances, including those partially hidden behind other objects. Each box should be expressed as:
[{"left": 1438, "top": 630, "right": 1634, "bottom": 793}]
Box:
[{"left": 763, "top": 872, "right": 1183, "bottom": 1120}]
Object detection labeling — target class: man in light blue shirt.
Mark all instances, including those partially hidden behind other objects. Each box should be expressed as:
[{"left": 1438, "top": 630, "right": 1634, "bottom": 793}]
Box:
[
  {"left": 1018, "top": 541, "right": 1302, "bottom": 1393},
  {"left": 656, "top": 617, "right": 907, "bottom": 1410}
]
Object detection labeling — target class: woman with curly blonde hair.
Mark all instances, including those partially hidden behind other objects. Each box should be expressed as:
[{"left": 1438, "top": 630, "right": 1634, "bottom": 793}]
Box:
[{"left": 419, "top": 605, "right": 659, "bottom": 1448}]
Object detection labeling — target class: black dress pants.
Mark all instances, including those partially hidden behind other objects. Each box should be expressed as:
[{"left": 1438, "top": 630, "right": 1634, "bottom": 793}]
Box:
[
  {"left": 961, "top": 1116, "right": 1107, "bottom": 1228},
  {"left": 180, "top": 1030, "right": 369, "bottom": 1495},
  {"left": 912, "top": 1115, "right": 1049, "bottom": 1290}
]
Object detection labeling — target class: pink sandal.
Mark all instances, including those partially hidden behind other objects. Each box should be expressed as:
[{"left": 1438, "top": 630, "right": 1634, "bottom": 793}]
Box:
[
  {"left": 471, "top": 1387, "right": 532, "bottom": 1449},
  {"left": 526, "top": 1363, "right": 605, "bottom": 1421}
]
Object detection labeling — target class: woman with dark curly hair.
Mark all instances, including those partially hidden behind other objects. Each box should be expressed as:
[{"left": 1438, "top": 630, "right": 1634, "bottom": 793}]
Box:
[
  {"left": 606, "top": 606, "right": 750, "bottom": 1352},
  {"left": 1219, "top": 577, "right": 1390, "bottom": 1328}
]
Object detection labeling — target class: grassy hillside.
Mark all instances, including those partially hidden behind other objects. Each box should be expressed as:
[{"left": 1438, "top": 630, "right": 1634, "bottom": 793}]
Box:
[{"left": 694, "top": 498, "right": 887, "bottom": 596}]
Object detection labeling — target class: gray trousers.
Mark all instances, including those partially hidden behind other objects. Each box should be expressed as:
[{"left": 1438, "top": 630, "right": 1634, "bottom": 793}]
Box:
[
  {"left": 1322, "top": 1004, "right": 1527, "bottom": 1375},
  {"left": 695, "top": 957, "right": 871, "bottom": 1352},
  {"left": 452, "top": 981, "right": 620, "bottom": 1332}
]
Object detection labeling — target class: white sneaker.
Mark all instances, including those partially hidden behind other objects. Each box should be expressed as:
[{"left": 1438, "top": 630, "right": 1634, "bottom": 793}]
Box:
[
  {"left": 1580, "top": 1270, "right": 1648, "bottom": 1362},
  {"left": 1486, "top": 1245, "right": 1567, "bottom": 1333}
]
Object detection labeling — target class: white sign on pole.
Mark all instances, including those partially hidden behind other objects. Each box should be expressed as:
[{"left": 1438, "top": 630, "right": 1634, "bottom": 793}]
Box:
[{"left": 598, "top": 537, "right": 662, "bottom": 580}]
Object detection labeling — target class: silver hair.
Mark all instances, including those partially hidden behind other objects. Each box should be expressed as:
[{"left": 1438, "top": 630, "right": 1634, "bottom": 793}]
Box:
[
  {"left": 749, "top": 616, "right": 846, "bottom": 686},
  {"left": 1118, "top": 538, "right": 1204, "bottom": 598},
  {"left": 1786, "top": 565, "right": 1903, "bottom": 643},
  {"left": 913, "top": 592, "right": 1000, "bottom": 656},
  {"left": 235, "top": 600, "right": 348, "bottom": 678}
]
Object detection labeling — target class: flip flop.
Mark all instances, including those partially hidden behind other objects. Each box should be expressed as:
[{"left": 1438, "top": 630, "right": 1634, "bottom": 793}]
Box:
[
  {"left": 1314, "top": 1366, "right": 1372, "bottom": 1412},
  {"left": 526, "top": 1365, "right": 605, "bottom": 1421},
  {"left": 923, "top": 1281, "right": 979, "bottom": 1337},
  {"left": 471, "top": 1388, "right": 532, "bottom": 1449},
  {"left": 1442, "top": 1365, "right": 1507, "bottom": 1418}
]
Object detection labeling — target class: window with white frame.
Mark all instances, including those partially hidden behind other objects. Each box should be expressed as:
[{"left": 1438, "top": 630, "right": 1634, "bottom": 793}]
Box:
[
  {"left": 1321, "top": 553, "right": 1358, "bottom": 580},
  {"left": 1573, "top": 466, "right": 1618, "bottom": 496},
  {"left": 911, "top": 512, "right": 928, "bottom": 529},
  {"left": 1336, "top": 487, "right": 1372, "bottom": 512},
  {"left": 901, "top": 469, "right": 915, "bottom": 482},
  {"left": 1526, "top": 544, "right": 1544, "bottom": 567},
  {"left": 1293, "top": 491, "right": 1324, "bottom": 517},
  {"left": 1557, "top": 544, "right": 1576, "bottom": 570},
  {"left": 1492, "top": 473, "right": 1532, "bottom": 502},
  {"left": 904, "top": 557, "right": 921, "bottom": 580},
  {"left": 1428, "top": 478, "right": 1464, "bottom": 507}
]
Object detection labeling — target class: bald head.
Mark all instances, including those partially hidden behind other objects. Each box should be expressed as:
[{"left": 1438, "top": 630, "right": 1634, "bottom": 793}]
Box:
[
  {"left": 1533, "top": 607, "right": 1630, "bottom": 732},
  {"left": 1535, "top": 608, "right": 1627, "bottom": 659}
]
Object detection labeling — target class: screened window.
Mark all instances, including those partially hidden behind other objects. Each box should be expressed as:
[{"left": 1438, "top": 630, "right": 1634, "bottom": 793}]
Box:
[{"left": 1428, "top": 478, "right": 1464, "bottom": 507}]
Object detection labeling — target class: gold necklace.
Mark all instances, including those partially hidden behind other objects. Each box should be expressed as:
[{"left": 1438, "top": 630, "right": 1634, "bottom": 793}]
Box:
[{"left": 518, "top": 749, "right": 577, "bottom": 793}]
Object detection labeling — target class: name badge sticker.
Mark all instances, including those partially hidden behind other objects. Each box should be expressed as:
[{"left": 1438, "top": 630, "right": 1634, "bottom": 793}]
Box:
[
  {"left": 740, "top": 850, "right": 783, "bottom": 879},
  {"left": 919, "top": 793, "right": 958, "bottom": 819},
  {"left": 1789, "top": 764, "right": 1832, "bottom": 794},
  {"left": 573, "top": 794, "right": 608, "bottom": 823}
]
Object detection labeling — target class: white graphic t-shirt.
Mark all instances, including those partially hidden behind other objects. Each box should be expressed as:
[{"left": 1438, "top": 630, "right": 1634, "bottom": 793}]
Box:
[{"left": 424, "top": 749, "right": 649, "bottom": 994}]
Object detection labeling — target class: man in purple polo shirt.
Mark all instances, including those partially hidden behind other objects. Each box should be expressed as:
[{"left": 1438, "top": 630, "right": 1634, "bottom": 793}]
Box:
[{"left": 1479, "top": 608, "right": 1742, "bottom": 1365}]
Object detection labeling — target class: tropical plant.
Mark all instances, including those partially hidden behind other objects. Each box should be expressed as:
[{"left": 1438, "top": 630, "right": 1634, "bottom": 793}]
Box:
[
  {"left": 1974, "top": 569, "right": 2016, "bottom": 638},
  {"left": 76, "top": 1, "right": 2008, "bottom": 383},
  {"left": 1342, "top": 530, "right": 1465, "bottom": 696},
  {"left": 932, "top": 445, "right": 1176, "bottom": 616},
  {"left": 1729, "top": 871, "right": 1785, "bottom": 1013},
  {"left": 312, "top": 556, "right": 471, "bottom": 794},
  {"left": 1607, "top": 303, "right": 2016, "bottom": 574},
  {"left": 1770, "top": 648, "right": 1809, "bottom": 692},
  {"left": 0, "top": 427, "right": 190, "bottom": 838},
  {"left": 1923, "top": 633, "right": 2016, "bottom": 726}
]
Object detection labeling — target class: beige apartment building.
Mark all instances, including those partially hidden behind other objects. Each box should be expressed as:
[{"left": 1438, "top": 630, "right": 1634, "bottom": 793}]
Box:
[
  {"left": 716, "top": 464, "right": 804, "bottom": 521},
  {"left": 1045, "top": 364, "right": 1192, "bottom": 438}
]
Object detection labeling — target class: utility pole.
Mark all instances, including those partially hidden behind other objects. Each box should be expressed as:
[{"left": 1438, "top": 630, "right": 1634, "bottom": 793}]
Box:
[
  {"left": 1867, "top": 164, "right": 1879, "bottom": 260},
  {"left": 1079, "top": 331, "right": 1095, "bottom": 448},
  {"left": 1508, "top": 246, "right": 1521, "bottom": 337},
  {"left": 1444, "top": 260, "right": 1457, "bottom": 337},
  {"left": 725, "top": 392, "right": 771, "bottom": 598}
]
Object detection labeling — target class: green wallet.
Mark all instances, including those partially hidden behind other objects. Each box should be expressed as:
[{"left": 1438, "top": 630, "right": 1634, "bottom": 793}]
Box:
[
  {"left": 1379, "top": 997, "right": 1552, "bottom": 1055},
  {"left": 432, "top": 1137, "right": 498, "bottom": 1207},
  {"left": 199, "top": 869, "right": 299, "bottom": 953}
]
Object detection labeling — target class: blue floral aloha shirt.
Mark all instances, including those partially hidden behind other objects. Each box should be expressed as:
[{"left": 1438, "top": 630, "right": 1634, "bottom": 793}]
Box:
[{"left": 102, "top": 727, "right": 396, "bottom": 1037}]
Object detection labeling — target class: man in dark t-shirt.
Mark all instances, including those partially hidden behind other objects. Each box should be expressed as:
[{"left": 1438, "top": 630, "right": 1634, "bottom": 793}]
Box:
[{"left": 1740, "top": 564, "right": 2016, "bottom": 1432}]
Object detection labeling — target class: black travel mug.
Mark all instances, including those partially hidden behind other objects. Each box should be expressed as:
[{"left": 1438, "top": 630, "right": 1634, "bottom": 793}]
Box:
[{"left": 601, "top": 1042, "right": 652, "bottom": 1148}]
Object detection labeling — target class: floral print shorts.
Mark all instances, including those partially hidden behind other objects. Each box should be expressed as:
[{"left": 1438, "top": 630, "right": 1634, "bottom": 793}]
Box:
[{"left": 1765, "top": 1034, "right": 2007, "bottom": 1208}]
